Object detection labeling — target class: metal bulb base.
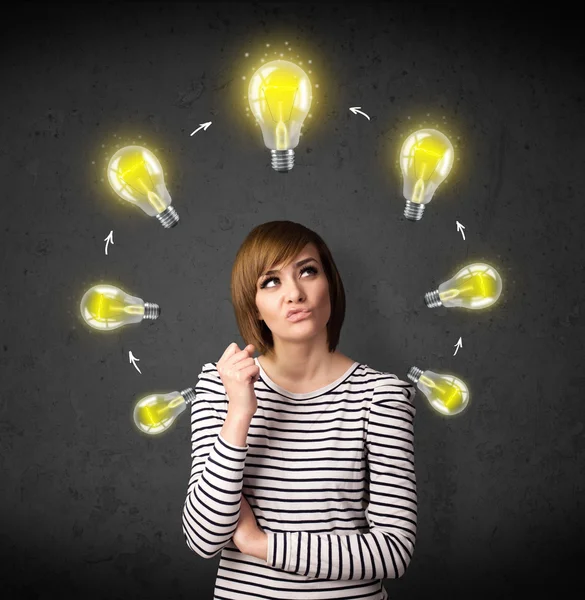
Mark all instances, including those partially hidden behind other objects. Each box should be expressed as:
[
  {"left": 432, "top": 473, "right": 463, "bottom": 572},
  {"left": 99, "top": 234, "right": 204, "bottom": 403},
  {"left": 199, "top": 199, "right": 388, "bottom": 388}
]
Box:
[
  {"left": 271, "top": 149, "right": 294, "bottom": 172},
  {"left": 404, "top": 201, "right": 425, "bottom": 221},
  {"left": 180, "top": 388, "right": 196, "bottom": 404},
  {"left": 424, "top": 289, "right": 442, "bottom": 308},
  {"left": 143, "top": 302, "right": 161, "bottom": 320},
  {"left": 157, "top": 206, "right": 180, "bottom": 228},
  {"left": 407, "top": 366, "right": 423, "bottom": 384}
]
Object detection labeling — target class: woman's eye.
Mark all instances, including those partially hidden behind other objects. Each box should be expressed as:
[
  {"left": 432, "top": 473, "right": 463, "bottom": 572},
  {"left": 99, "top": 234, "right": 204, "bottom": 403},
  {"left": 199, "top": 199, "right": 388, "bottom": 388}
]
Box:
[{"left": 261, "top": 266, "right": 317, "bottom": 289}]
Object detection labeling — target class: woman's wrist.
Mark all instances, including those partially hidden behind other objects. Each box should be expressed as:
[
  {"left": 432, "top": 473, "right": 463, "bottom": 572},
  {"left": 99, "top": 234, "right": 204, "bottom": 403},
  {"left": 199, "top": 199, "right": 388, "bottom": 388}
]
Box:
[
  {"left": 245, "top": 531, "right": 268, "bottom": 561},
  {"left": 220, "top": 410, "right": 253, "bottom": 447}
]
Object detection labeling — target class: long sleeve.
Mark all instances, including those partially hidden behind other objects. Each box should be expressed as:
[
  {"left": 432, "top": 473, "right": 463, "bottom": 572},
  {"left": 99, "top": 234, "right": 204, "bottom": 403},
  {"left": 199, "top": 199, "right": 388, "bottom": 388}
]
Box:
[
  {"left": 182, "top": 363, "right": 249, "bottom": 558},
  {"left": 265, "top": 379, "right": 417, "bottom": 580}
]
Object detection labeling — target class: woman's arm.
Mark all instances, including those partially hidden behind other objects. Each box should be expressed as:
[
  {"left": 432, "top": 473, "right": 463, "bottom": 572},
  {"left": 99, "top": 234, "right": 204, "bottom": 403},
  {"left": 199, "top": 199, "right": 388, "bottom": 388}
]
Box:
[
  {"left": 265, "top": 380, "right": 417, "bottom": 580},
  {"left": 182, "top": 363, "right": 253, "bottom": 559},
  {"left": 233, "top": 495, "right": 269, "bottom": 561}
]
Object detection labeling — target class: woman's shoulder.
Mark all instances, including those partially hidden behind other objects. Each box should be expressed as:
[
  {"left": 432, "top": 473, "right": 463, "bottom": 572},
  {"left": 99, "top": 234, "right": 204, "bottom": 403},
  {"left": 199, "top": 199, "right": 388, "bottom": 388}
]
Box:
[
  {"left": 337, "top": 353, "right": 406, "bottom": 385},
  {"left": 359, "top": 363, "right": 415, "bottom": 397},
  {"left": 196, "top": 362, "right": 222, "bottom": 386}
]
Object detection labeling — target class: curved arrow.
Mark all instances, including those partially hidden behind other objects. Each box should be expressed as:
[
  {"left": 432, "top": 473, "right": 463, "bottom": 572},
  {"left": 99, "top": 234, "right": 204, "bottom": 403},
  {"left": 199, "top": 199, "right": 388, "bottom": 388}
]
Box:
[
  {"left": 456, "top": 221, "right": 466, "bottom": 241},
  {"left": 190, "top": 121, "right": 212, "bottom": 136},
  {"left": 349, "top": 107, "right": 370, "bottom": 121},
  {"left": 129, "top": 351, "right": 142, "bottom": 374},
  {"left": 104, "top": 231, "right": 114, "bottom": 255}
]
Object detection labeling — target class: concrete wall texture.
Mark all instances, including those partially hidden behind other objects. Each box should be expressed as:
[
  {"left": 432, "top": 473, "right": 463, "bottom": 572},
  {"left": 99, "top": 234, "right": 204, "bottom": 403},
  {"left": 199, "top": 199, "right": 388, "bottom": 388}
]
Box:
[{"left": 0, "top": 2, "right": 583, "bottom": 599}]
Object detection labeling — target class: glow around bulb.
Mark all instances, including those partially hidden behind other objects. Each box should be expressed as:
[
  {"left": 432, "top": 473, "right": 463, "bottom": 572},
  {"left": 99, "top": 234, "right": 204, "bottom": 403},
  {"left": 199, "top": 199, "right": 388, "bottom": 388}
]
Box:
[
  {"left": 107, "top": 145, "right": 180, "bottom": 228},
  {"left": 80, "top": 284, "right": 160, "bottom": 331},
  {"left": 408, "top": 366, "right": 469, "bottom": 416},
  {"left": 425, "top": 263, "right": 502, "bottom": 310},
  {"left": 400, "top": 128, "right": 454, "bottom": 221},
  {"left": 248, "top": 59, "right": 312, "bottom": 172},
  {"left": 133, "top": 388, "right": 195, "bottom": 435}
]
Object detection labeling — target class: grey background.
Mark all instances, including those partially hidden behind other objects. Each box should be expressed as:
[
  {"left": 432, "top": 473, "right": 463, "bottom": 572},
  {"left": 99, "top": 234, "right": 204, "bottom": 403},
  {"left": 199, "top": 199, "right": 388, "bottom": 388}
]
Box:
[{"left": 1, "top": 1, "right": 584, "bottom": 598}]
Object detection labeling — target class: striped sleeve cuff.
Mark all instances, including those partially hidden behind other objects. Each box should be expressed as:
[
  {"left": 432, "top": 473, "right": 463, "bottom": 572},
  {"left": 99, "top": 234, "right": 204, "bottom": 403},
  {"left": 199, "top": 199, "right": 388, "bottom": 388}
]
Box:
[
  {"left": 217, "top": 431, "right": 249, "bottom": 452},
  {"left": 267, "top": 531, "right": 291, "bottom": 571},
  {"left": 267, "top": 531, "right": 313, "bottom": 573}
]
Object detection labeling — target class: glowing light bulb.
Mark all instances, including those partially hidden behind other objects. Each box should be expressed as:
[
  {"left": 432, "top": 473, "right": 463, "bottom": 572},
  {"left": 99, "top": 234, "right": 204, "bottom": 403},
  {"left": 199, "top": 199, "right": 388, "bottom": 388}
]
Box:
[
  {"left": 107, "top": 145, "right": 179, "bottom": 228},
  {"left": 133, "top": 388, "right": 195, "bottom": 435},
  {"left": 399, "top": 128, "right": 454, "bottom": 221},
  {"left": 407, "top": 366, "right": 469, "bottom": 416},
  {"left": 80, "top": 284, "right": 160, "bottom": 331},
  {"left": 248, "top": 59, "right": 312, "bottom": 172},
  {"left": 425, "top": 263, "right": 502, "bottom": 310}
]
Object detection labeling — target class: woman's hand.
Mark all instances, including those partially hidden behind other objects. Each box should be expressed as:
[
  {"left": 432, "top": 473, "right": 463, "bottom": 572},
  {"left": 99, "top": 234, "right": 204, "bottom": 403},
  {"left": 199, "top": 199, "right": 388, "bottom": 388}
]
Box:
[
  {"left": 217, "top": 343, "right": 260, "bottom": 418},
  {"left": 233, "top": 494, "right": 266, "bottom": 559}
]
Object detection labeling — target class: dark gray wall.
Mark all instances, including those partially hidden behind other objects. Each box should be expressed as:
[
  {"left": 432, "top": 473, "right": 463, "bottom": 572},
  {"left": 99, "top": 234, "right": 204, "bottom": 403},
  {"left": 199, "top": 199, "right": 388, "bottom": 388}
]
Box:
[{"left": 1, "top": 2, "right": 583, "bottom": 599}]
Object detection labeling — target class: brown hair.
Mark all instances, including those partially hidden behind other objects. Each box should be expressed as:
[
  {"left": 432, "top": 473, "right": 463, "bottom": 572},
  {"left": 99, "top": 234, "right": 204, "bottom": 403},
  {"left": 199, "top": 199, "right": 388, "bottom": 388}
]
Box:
[{"left": 231, "top": 221, "right": 346, "bottom": 357}]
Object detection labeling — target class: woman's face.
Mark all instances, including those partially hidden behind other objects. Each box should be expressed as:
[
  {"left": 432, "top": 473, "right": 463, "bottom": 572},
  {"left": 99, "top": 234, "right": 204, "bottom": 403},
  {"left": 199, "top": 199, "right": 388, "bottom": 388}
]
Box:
[{"left": 255, "top": 243, "right": 331, "bottom": 343}]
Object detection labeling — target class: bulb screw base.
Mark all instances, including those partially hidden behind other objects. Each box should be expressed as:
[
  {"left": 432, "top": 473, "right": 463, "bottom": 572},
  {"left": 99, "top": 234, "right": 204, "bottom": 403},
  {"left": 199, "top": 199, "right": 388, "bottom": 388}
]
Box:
[
  {"left": 180, "top": 387, "right": 196, "bottom": 404},
  {"left": 143, "top": 302, "right": 161, "bottom": 320},
  {"left": 271, "top": 149, "right": 294, "bottom": 172},
  {"left": 404, "top": 201, "right": 425, "bottom": 221},
  {"left": 407, "top": 366, "right": 423, "bottom": 384},
  {"left": 157, "top": 206, "right": 180, "bottom": 228},
  {"left": 424, "top": 289, "right": 442, "bottom": 308}
]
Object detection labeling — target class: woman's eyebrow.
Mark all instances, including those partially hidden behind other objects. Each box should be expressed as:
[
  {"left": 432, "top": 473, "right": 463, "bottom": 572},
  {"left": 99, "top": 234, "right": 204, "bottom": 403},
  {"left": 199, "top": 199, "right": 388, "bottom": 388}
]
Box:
[{"left": 263, "top": 257, "right": 318, "bottom": 277}]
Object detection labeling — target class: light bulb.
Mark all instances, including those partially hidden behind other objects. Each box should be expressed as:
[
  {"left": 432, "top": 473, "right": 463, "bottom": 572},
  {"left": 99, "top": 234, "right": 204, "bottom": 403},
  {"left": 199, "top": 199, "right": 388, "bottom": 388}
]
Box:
[
  {"left": 400, "top": 128, "right": 454, "bottom": 221},
  {"left": 407, "top": 366, "right": 469, "bottom": 416},
  {"left": 248, "top": 59, "right": 312, "bottom": 172},
  {"left": 133, "top": 388, "right": 195, "bottom": 435},
  {"left": 425, "top": 263, "right": 502, "bottom": 310},
  {"left": 80, "top": 284, "right": 160, "bottom": 331},
  {"left": 107, "top": 145, "right": 179, "bottom": 228}
]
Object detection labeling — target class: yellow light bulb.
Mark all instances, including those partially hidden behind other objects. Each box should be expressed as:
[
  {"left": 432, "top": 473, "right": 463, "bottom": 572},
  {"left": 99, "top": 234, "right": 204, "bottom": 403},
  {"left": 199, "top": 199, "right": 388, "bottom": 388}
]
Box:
[
  {"left": 248, "top": 59, "right": 312, "bottom": 172},
  {"left": 425, "top": 263, "right": 503, "bottom": 310},
  {"left": 133, "top": 388, "right": 195, "bottom": 435},
  {"left": 407, "top": 366, "right": 469, "bottom": 416},
  {"left": 107, "top": 145, "right": 180, "bottom": 228},
  {"left": 79, "top": 284, "right": 160, "bottom": 331},
  {"left": 399, "top": 128, "right": 454, "bottom": 221}
]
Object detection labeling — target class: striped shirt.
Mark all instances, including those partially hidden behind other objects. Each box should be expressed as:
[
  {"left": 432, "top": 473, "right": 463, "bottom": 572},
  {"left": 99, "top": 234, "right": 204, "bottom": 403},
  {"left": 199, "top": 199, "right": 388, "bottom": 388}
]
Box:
[{"left": 182, "top": 356, "right": 417, "bottom": 600}]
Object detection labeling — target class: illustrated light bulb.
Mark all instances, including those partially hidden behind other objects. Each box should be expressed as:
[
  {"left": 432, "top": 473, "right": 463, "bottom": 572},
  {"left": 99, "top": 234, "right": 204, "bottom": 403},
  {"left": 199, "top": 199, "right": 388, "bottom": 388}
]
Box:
[
  {"left": 248, "top": 59, "right": 312, "bottom": 172},
  {"left": 133, "top": 388, "right": 195, "bottom": 435},
  {"left": 400, "top": 128, "right": 454, "bottom": 221},
  {"left": 425, "top": 263, "right": 502, "bottom": 310},
  {"left": 107, "top": 145, "right": 179, "bottom": 228},
  {"left": 80, "top": 284, "right": 160, "bottom": 331},
  {"left": 407, "top": 366, "right": 469, "bottom": 416}
]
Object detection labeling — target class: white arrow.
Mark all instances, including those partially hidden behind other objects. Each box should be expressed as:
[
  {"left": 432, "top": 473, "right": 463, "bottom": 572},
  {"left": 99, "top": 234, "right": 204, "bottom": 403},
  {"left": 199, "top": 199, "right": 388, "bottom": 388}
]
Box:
[
  {"left": 129, "top": 351, "right": 142, "bottom": 374},
  {"left": 190, "top": 121, "right": 212, "bottom": 136},
  {"left": 104, "top": 230, "right": 114, "bottom": 255},
  {"left": 453, "top": 337, "right": 463, "bottom": 356},
  {"left": 456, "top": 221, "right": 466, "bottom": 241},
  {"left": 349, "top": 107, "right": 370, "bottom": 121}
]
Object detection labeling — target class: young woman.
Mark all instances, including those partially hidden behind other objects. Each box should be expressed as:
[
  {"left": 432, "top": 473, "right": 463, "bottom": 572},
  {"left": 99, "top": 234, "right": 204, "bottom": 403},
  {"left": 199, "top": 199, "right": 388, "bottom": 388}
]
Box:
[{"left": 182, "top": 220, "right": 417, "bottom": 600}]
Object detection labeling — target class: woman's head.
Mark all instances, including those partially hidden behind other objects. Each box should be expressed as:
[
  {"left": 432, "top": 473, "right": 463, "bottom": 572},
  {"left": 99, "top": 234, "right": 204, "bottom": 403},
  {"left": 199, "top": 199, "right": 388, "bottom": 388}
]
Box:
[{"left": 231, "top": 221, "right": 346, "bottom": 357}]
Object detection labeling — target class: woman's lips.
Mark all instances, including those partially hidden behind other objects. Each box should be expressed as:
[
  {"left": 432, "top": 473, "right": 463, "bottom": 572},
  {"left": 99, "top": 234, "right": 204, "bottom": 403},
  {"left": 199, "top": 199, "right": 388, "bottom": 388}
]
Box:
[{"left": 286, "top": 310, "right": 312, "bottom": 322}]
